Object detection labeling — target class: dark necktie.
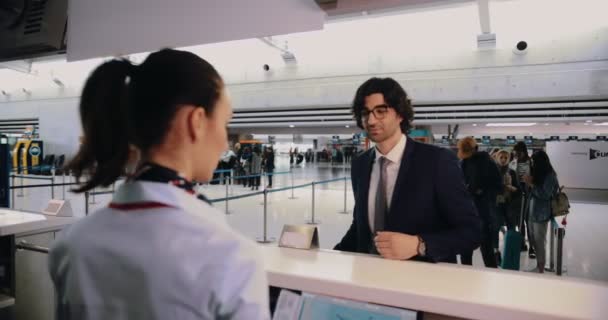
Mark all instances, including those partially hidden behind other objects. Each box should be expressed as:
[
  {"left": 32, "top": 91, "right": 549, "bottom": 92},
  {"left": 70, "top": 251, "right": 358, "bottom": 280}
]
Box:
[{"left": 374, "top": 156, "right": 389, "bottom": 233}]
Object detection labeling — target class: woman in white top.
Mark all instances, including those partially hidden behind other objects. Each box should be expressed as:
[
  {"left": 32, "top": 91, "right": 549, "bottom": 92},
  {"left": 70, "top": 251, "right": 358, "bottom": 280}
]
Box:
[{"left": 48, "top": 49, "right": 270, "bottom": 320}]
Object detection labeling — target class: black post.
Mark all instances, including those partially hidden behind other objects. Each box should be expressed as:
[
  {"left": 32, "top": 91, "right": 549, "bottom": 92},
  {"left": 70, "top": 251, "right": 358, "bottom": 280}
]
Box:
[{"left": 0, "top": 135, "right": 10, "bottom": 208}]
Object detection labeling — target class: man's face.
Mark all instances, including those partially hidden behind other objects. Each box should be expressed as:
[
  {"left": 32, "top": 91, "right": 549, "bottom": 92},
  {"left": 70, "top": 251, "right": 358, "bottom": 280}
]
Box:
[{"left": 362, "top": 93, "right": 403, "bottom": 143}]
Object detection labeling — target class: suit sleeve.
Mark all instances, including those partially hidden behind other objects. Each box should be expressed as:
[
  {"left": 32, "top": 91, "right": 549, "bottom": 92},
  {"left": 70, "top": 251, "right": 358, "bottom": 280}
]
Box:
[
  {"left": 420, "top": 149, "right": 482, "bottom": 261},
  {"left": 334, "top": 157, "right": 360, "bottom": 252}
]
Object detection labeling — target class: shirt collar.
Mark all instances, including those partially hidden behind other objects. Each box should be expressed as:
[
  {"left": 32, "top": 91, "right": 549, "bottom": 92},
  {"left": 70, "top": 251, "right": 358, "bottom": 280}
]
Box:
[{"left": 375, "top": 134, "right": 406, "bottom": 164}]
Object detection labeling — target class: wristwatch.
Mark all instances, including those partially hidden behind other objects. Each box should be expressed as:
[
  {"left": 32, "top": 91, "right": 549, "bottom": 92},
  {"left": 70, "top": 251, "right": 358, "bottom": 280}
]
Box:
[{"left": 417, "top": 235, "right": 426, "bottom": 257}]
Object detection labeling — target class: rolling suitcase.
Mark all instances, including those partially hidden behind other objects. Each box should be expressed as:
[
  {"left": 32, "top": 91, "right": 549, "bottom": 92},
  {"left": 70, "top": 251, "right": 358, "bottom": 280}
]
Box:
[{"left": 501, "top": 193, "right": 527, "bottom": 270}]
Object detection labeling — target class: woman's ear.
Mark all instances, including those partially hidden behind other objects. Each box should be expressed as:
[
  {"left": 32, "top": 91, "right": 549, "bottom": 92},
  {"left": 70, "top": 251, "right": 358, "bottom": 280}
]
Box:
[{"left": 187, "top": 107, "right": 206, "bottom": 142}]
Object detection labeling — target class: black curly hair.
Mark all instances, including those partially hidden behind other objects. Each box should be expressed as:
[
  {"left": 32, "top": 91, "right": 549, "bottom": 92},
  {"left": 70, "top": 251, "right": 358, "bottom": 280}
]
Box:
[{"left": 351, "top": 77, "right": 414, "bottom": 133}]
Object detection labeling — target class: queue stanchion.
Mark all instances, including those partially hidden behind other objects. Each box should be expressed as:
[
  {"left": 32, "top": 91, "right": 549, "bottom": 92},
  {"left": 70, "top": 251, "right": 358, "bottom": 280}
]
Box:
[
  {"left": 339, "top": 176, "right": 349, "bottom": 214},
  {"left": 257, "top": 189, "right": 275, "bottom": 244},
  {"left": 62, "top": 171, "right": 66, "bottom": 200},
  {"left": 224, "top": 176, "right": 231, "bottom": 215},
  {"left": 51, "top": 168, "right": 56, "bottom": 199},
  {"left": 85, "top": 192, "right": 90, "bottom": 216},
  {"left": 229, "top": 169, "right": 234, "bottom": 195},
  {"left": 556, "top": 228, "right": 565, "bottom": 276},
  {"left": 260, "top": 173, "right": 271, "bottom": 205},
  {"left": 307, "top": 182, "right": 320, "bottom": 225},
  {"left": 546, "top": 220, "right": 556, "bottom": 272},
  {"left": 11, "top": 175, "right": 15, "bottom": 209},
  {"left": 288, "top": 170, "right": 297, "bottom": 200}
]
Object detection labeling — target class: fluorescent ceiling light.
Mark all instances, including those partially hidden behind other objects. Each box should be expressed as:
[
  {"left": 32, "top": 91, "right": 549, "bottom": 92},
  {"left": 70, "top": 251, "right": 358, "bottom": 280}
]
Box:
[
  {"left": 486, "top": 123, "right": 537, "bottom": 127},
  {"left": 472, "top": 123, "right": 477, "bottom": 127},
  {"left": 585, "top": 120, "right": 593, "bottom": 123},
  {"left": 289, "top": 125, "right": 295, "bottom": 128},
  {"left": 345, "top": 125, "right": 350, "bottom": 128},
  {"left": 593, "top": 122, "right": 608, "bottom": 126}
]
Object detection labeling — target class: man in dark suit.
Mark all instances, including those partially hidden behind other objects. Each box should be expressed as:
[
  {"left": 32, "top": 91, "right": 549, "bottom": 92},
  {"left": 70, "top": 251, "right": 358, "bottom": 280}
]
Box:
[{"left": 334, "top": 77, "right": 481, "bottom": 263}]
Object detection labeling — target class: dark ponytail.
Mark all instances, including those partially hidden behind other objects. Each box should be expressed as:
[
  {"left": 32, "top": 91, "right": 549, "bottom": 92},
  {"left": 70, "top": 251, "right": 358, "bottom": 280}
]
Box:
[
  {"left": 67, "top": 49, "right": 223, "bottom": 193},
  {"left": 67, "top": 59, "right": 134, "bottom": 193}
]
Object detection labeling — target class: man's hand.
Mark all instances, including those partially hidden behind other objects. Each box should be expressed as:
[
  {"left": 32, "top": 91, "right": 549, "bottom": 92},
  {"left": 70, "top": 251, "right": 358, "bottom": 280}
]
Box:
[{"left": 374, "top": 232, "right": 419, "bottom": 260}]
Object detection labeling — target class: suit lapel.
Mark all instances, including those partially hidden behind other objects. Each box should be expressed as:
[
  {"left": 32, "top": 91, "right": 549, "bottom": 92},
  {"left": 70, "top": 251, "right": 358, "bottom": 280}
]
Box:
[{"left": 388, "top": 137, "right": 416, "bottom": 217}]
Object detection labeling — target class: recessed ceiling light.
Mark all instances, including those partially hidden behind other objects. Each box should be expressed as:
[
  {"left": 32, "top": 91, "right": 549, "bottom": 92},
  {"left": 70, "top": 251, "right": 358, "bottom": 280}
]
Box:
[
  {"left": 472, "top": 123, "right": 478, "bottom": 127},
  {"left": 289, "top": 125, "right": 295, "bottom": 128},
  {"left": 345, "top": 125, "right": 350, "bottom": 128},
  {"left": 586, "top": 120, "right": 593, "bottom": 123},
  {"left": 486, "top": 123, "right": 537, "bottom": 127}
]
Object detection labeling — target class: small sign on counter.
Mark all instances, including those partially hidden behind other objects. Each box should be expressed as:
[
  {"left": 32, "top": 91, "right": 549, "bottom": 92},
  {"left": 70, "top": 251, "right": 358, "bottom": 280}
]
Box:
[{"left": 279, "top": 225, "right": 319, "bottom": 250}]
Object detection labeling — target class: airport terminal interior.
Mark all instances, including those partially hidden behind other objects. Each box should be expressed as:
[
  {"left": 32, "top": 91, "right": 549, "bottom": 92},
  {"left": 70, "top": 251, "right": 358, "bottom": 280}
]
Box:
[{"left": 0, "top": 0, "right": 607, "bottom": 319}]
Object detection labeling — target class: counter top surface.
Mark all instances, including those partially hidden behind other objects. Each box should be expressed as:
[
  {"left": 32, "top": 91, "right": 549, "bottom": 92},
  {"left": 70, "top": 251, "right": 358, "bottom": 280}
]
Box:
[
  {"left": 261, "top": 245, "right": 607, "bottom": 320},
  {"left": 0, "top": 209, "right": 74, "bottom": 236}
]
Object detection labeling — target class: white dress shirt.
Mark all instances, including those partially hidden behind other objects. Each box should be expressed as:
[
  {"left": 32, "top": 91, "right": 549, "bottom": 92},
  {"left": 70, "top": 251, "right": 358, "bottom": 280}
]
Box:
[
  {"left": 368, "top": 134, "right": 407, "bottom": 232},
  {"left": 49, "top": 181, "right": 270, "bottom": 320}
]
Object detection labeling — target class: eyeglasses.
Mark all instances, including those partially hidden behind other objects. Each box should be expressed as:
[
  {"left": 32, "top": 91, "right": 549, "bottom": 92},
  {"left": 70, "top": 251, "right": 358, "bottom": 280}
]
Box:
[{"left": 361, "top": 105, "right": 390, "bottom": 121}]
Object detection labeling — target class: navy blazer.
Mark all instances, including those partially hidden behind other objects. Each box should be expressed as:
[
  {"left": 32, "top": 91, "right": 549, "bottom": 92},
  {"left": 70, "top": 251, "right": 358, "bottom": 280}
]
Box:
[{"left": 334, "top": 137, "right": 481, "bottom": 263}]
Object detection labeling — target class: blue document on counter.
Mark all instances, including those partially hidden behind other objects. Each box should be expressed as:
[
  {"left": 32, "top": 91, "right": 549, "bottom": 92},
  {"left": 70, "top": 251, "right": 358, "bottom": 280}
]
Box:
[{"left": 273, "top": 290, "right": 418, "bottom": 320}]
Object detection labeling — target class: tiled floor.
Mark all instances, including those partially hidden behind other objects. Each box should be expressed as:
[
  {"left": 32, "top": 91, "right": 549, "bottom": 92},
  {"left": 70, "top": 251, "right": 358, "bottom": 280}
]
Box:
[{"left": 9, "top": 156, "right": 608, "bottom": 283}]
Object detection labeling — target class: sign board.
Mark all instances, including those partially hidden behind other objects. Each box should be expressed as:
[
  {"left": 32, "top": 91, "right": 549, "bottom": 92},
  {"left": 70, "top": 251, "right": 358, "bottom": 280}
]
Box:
[
  {"left": 506, "top": 136, "right": 516, "bottom": 144},
  {"left": 482, "top": 136, "right": 491, "bottom": 144},
  {"left": 279, "top": 225, "right": 319, "bottom": 250},
  {"left": 524, "top": 136, "right": 534, "bottom": 145},
  {"left": 67, "top": 0, "right": 324, "bottom": 61},
  {"left": 568, "top": 136, "right": 579, "bottom": 141},
  {"left": 597, "top": 136, "right": 606, "bottom": 141},
  {"left": 42, "top": 199, "right": 73, "bottom": 217},
  {"left": 546, "top": 142, "right": 608, "bottom": 189},
  {"left": 550, "top": 136, "right": 560, "bottom": 141}
]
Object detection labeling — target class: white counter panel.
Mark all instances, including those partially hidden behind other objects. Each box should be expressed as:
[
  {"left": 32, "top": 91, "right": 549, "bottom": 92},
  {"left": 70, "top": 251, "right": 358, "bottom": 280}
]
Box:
[{"left": 261, "top": 246, "right": 607, "bottom": 320}]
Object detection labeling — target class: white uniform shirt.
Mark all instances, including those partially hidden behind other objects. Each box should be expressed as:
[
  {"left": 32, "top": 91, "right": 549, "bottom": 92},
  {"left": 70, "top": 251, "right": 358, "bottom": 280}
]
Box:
[
  {"left": 368, "top": 134, "right": 407, "bottom": 232},
  {"left": 49, "top": 181, "right": 270, "bottom": 320}
]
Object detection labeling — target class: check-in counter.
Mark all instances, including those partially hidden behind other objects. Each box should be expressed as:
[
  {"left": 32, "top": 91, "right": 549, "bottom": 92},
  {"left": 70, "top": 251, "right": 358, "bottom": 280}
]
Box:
[
  {"left": 261, "top": 245, "right": 608, "bottom": 320},
  {"left": 0, "top": 209, "right": 74, "bottom": 320}
]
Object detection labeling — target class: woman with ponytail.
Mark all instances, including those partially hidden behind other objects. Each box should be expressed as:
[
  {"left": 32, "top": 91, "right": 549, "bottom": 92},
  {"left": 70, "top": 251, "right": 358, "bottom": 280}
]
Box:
[{"left": 48, "top": 49, "right": 270, "bottom": 319}]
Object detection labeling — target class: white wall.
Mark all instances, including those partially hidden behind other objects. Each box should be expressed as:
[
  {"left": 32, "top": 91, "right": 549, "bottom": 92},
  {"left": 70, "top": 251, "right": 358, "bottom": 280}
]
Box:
[
  {"left": 0, "top": 98, "right": 81, "bottom": 158},
  {"left": 546, "top": 141, "right": 608, "bottom": 189}
]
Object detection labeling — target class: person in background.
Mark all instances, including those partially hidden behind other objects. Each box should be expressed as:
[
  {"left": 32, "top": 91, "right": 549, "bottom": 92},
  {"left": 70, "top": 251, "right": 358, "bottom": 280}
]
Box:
[
  {"left": 523, "top": 150, "right": 559, "bottom": 273},
  {"left": 457, "top": 137, "right": 502, "bottom": 268},
  {"left": 220, "top": 147, "right": 236, "bottom": 184},
  {"left": 510, "top": 141, "right": 534, "bottom": 257},
  {"left": 264, "top": 146, "right": 275, "bottom": 188},
  {"left": 241, "top": 146, "right": 252, "bottom": 187},
  {"left": 493, "top": 149, "right": 520, "bottom": 263},
  {"left": 494, "top": 150, "right": 520, "bottom": 231},
  {"left": 233, "top": 142, "right": 243, "bottom": 185},
  {"left": 250, "top": 146, "right": 262, "bottom": 190},
  {"left": 49, "top": 49, "right": 269, "bottom": 319}
]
